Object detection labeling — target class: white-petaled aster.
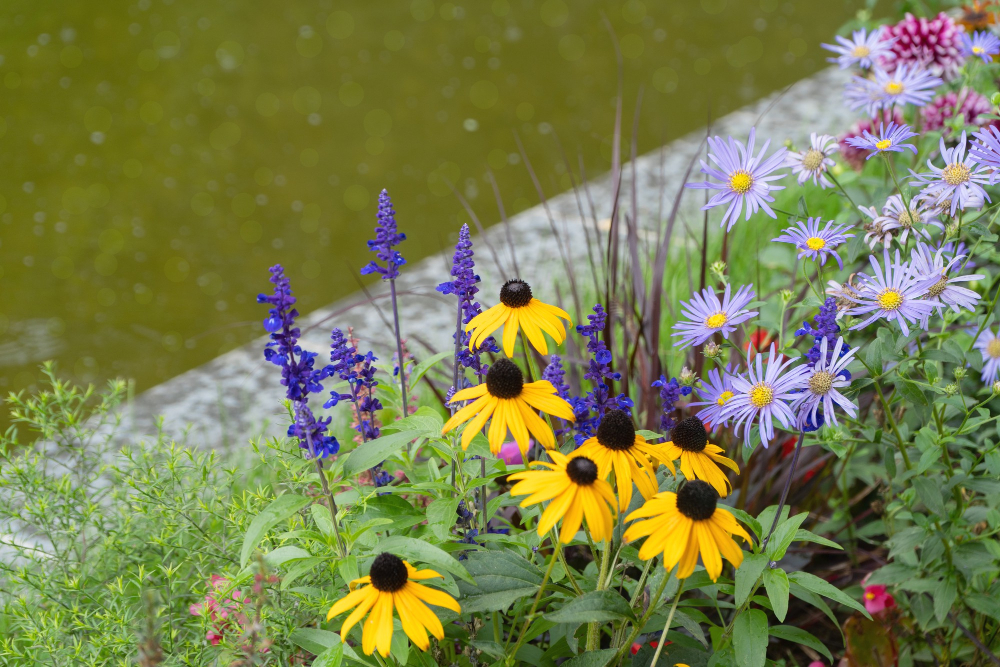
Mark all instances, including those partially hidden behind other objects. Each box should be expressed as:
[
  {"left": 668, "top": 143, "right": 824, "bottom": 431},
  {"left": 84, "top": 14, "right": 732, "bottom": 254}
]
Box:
[
  {"left": 786, "top": 133, "right": 838, "bottom": 188},
  {"left": 858, "top": 195, "right": 941, "bottom": 249},
  {"left": 791, "top": 337, "right": 858, "bottom": 430},
  {"left": 722, "top": 344, "right": 809, "bottom": 449},
  {"left": 910, "top": 132, "right": 992, "bottom": 217},
  {"left": 844, "top": 249, "right": 938, "bottom": 336},
  {"left": 909, "top": 242, "right": 983, "bottom": 323}
]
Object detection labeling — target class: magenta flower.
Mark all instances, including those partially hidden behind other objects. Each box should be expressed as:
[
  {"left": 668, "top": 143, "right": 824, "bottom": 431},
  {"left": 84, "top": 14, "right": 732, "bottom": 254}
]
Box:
[
  {"left": 499, "top": 441, "right": 525, "bottom": 466},
  {"left": 863, "top": 584, "right": 896, "bottom": 615},
  {"left": 882, "top": 12, "right": 964, "bottom": 80},
  {"left": 685, "top": 128, "right": 788, "bottom": 232}
]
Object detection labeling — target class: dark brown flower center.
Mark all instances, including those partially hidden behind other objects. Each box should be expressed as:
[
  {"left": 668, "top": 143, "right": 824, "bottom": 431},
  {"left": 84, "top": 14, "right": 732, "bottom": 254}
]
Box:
[
  {"left": 676, "top": 480, "right": 717, "bottom": 521},
  {"left": 485, "top": 358, "right": 524, "bottom": 399},
  {"left": 671, "top": 416, "right": 708, "bottom": 453},
  {"left": 566, "top": 456, "right": 598, "bottom": 485},
  {"left": 596, "top": 409, "right": 636, "bottom": 451},
  {"left": 499, "top": 279, "right": 533, "bottom": 308},
  {"left": 369, "top": 552, "right": 408, "bottom": 592}
]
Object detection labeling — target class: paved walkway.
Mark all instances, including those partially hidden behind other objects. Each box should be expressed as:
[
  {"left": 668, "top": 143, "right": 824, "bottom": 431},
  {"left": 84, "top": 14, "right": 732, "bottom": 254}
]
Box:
[{"left": 123, "top": 67, "right": 856, "bottom": 449}]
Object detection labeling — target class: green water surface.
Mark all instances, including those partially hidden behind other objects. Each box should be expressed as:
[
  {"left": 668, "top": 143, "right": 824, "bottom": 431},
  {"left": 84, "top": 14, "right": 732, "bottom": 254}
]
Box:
[{"left": 0, "top": 0, "right": 859, "bottom": 407}]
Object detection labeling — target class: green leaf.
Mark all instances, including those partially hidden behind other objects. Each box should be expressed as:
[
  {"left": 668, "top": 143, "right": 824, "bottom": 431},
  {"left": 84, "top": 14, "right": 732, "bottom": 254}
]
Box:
[
  {"left": 563, "top": 648, "right": 617, "bottom": 667},
  {"left": 377, "top": 535, "right": 473, "bottom": 584},
  {"left": 314, "top": 644, "right": 344, "bottom": 667},
  {"left": 281, "top": 557, "right": 325, "bottom": 590},
  {"left": 457, "top": 548, "right": 543, "bottom": 613},
  {"left": 240, "top": 494, "right": 311, "bottom": 568},
  {"left": 729, "top": 508, "right": 762, "bottom": 540},
  {"left": 967, "top": 593, "right": 1000, "bottom": 622},
  {"left": 545, "top": 590, "right": 636, "bottom": 624},
  {"left": 733, "top": 609, "right": 768, "bottom": 667},
  {"left": 765, "top": 512, "right": 809, "bottom": 561},
  {"left": 762, "top": 568, "right": 790, "bottom": 622},
  {"left": 311, "top": 504, "right": 336, "bottom": 537},
  {"left": 343, "top": 430, "right": 424, "bottom": 475},
  {"left": 426, "top": 497, "right": 461, "bottom": 540},
  {"left": 409, "top": 352, "right": 452, "bottom": 387},
  {"left": 637, "top": 429, "right": 664, "bottom": 442},
  {"left": 913, "top": 477, "right": 946, "bottom": 516},
  {"left": 933, "top": 578, "right": 957, "bottom": 623},
  {"left": 263, "top": 545, "right": 312, "bottom": 568},
  {"left": 287, "top": 628, "right": 375, "bottom": 667},
  {"left": 865, "top": 339, "right": 882, "bottom": 372},
  {"left": 788, "top": 571, "right": 871, "bottom": 619},
  {"left": 382, "top": 406, "right": 444, "bottom": 435},
  {"left": 769, "top": 625, "right": 833, "bottom": 663},
  {"left": 735, "top": 553, "right": 768, "bottom": 607},
  {"left": 793, "top": 529, "right": 842, "bottom": 550}
]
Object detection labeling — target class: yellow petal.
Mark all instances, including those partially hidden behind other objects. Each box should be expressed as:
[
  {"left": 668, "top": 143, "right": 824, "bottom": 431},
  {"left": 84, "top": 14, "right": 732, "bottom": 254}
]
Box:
[
  {"left": 520, "top": 389, "right": 576, "bottom": 421},
  {"left": 676, "top": 527, "right": 701, "bottom": 579},
  {"left": 442, "top": 394, "right": 491, "bottom": 435},
  {"left": 502, "top": 309, "right": 519, "bottom": 357},
  {"left": 518, "top": 308, "right": 549, "bottom": 355},
  {"left": 407, "top": 581, "right": 461, "bottom": 614},
  {"left": 505, "top": 399, "right": 531, "bottom": 455},
  {"left": 461, "top": 396, "right": 497, "bottom": 450},
  {"left": 328, "top": 585, "right": 374, "bottom": 620},
  {"left": 393, "top": 589, "right": 430, "bottom": 650},
  {"left": 449, "top": 383, "right": 488, "bottom": 403},
  {"left": 404, "top": 562, "right": 443, "bottom": 581},
  {"left": 696, "top": 521, "right": 723, "bottom": 582},
  {"left": 487, "top": 399, "right": 508, "bottom": 454},
  {"left": 338, "top": 586, "right": 379, "bottom": 640},
  {"left": 515, "top": 398, "right": 555, "bottom": 450},
  {"left": 537, "top": 486, "right": 576, "bottom": 538},
  {"left": 559, "top": 491, "right": 585, "bottom": 543},
  {"left": 535, "top": 299, "right": 572, "bottom": 322}
]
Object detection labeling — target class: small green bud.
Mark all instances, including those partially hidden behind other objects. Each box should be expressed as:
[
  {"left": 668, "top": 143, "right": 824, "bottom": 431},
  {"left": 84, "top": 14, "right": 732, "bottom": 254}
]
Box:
[
  {"left": 780, "top": 289, "right": 794, "bottom": 305},
  {"left": 992, "top": 381, "right": 1000, "bottom": 396},
  {"left": 709, "top": 260, "right": 728, "bottom": 285},
  {"left": 679, "top": 366, "right": 697, "bottom": 387},
  {"left": 944, "top": 383, "right": 959, "bottom": 396},
  {"left": 702, "top": 341, "right": 722, "bottom": 360},
  {"left": 953, "top": 367, "right": 967, "bottom": 380}
]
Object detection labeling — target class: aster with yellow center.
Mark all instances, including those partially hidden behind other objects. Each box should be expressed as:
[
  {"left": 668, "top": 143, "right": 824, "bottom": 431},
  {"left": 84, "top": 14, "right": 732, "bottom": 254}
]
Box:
[
  {"left": 792, "top": 336, "right": 859, "bottom": 430},
  {"left": 844, "top": 249, "right": 937, "bottom": 337},
  {"left": 508, "top": 451, "right": 617, "bottom": 543},
  {"left": 772, "top": 218, "right": 854, "bottom": 271},
  {"left": 327, "top": 553, "right": 460, "bottom": 656},
  {"left": 673, "top": 283, "right": 758, "bottom": 349},
  {"left": 689, "top": 365, "right": 740, "bottom": 429},
  {"left": 575, "top": 409, "right": 675, "bottom": 511},
  {"left": 788, "top": 133, "right": 838, "bottom": 188},
  {"left": 624, "top": 480, "right": 750, "bottom": 581},
  {"left": 657, "top": 416, "right": 739, "bottom": 497},
  {"left": 911, "top": 132, "right": 992, "bottom": 217},
  {"left": 962, "top": 30, "right": 1000, "bottom": 63},
  {"left": 465, "top": 279, "right": 572, "bottom": 357},
  {"left": 823, "top": 26, "right": 893, "bottom": 70},
  {"left": 441, "top": 358, "right": 575, "bottom": 456},
  {"left": 974, "top": 328, "right": 1000, "bottom": 385},
  {"left": 844, "top": 121, "right": 917, "bottom": 160},
  {"left": 723, "top": 343, "right": 809, "bottom": 449}
]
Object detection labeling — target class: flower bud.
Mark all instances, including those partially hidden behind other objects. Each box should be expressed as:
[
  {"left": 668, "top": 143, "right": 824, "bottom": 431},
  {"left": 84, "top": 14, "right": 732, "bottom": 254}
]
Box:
[
  {"left": 709, "top": 261, "right": 728, "bottom": 284},
  {"left": 992, "top": 380, "right": 1000, "bottom": 396},
  {"left": 992, "top": 92, "right": 1000, "bottom": 107},
  {"left": 953, "top": 367, "right": 967, "bottom": 380},
  {"left": 679, "top": 366, "right": 697, "bottom": 387},
  {"left": 944, "top": 383, "right": 958, "bottom": 396},
  {"left": 780, "top": 289, "right": 794, "bottom": 305},
  {"left": 702, "top": 341, "right": 722, "bottom": 360}
]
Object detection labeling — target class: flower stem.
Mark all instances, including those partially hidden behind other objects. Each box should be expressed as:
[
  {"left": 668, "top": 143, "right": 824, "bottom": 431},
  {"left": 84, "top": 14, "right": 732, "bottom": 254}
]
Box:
[
  {"left": 882, "top": 153, "right": 911, "bottom": 217},
  {"left": 389, "top": 277, "right": 409, "bottom": 417},
  {"left": 505, "top": 536, "right": 561, "bottom": 661},
  {"left": 613, "top": 563, "right": 673, "bottom": 659},
  {"left": 303, "top": 427, "right": 346, "bottom": 557},
  {"left": 827, "top": 172, "right": 857, "bottom": 210},
  {"left": 648, "top": 578, "right": 685, "bottom": 667},
  {"left": 587, "top": 540, "right": 613, "bottom": 650},
  {"left": 760, "top": 431, "right": 803, "bottom": 552}
]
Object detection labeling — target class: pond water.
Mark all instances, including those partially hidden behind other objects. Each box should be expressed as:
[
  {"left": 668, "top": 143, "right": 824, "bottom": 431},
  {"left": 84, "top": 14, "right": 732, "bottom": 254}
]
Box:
[{"left": 0, "top": 0, "right": 859, "bottom": 415}]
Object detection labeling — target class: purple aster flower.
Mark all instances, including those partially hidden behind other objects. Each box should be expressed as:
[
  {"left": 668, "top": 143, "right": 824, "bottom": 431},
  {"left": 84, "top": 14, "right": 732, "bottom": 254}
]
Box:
[
  {"left": 844, "top": 121, "right": 918, "bottom": 159},
  {"left": 673, "top": 283, "right": 758, "bottom": 349},
  {"left": 844, "top": 249, "right": 937, "bottom": 336},
  {"left": 689, "top": 364, "right": 739, "bottom": 429},
  {"left": 909, "top": 242, "right": 983, "bottom": 318},
  {"left": 823, "top": 26, "right": 895, "bottom": 69},
  {"left": 969, "top": 125, "right": 1000, "bottom": 183},
  {"left": 685, "top": 127, "right": 788, "bottom": 232},
  {"left": 257, "top": 265, "right": 338, "bottom": 458},
  {"left": 845, "top": 65, "right": 943, "bottom": 115},
  {"left": 974, "top": 328, "right": 1000, "bottom": 384},
  {"left": 858, "top": 195, "right": 941, "bottom": 249},
  {"left": 786, "top": 133, "right": 838, "bottom": 188},
  {"left": 772, "top": 218, "right": 854, "bottom": 270},
  {"left": 910, "top": 132, "right": 992, "bottom": 216},
  {"left": 360, "top": 189, "right": 406, "bottom": 280},
  {"left": 723, "top": 344, "right": 809, "bottom": 448},
  {"left": 651, "top": 375, "right": 692, "bottom": 433},
  {"left": 791, "top": 337, "right": 858, "bottom": 430},
  {"left": 960, "top": 30, "right": 1000, "bottom": 63}
]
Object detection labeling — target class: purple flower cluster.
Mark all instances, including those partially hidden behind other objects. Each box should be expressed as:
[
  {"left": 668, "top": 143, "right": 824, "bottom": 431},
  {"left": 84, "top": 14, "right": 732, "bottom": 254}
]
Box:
[
  {"left": 257, "top": 265, "right": 338, "bottom": 458},
  {"left": 573, "top": 304, "right": 633, "bottom": 443},
  {"left": 360, "top": 189, "right": 407, "bottom": 281},
  {"left": 795, "top": 297, "right": 850, "bottom": 369},
  {"left": 651, "top": 375, "right": 692, "bottom": 432},
  {"left": 437, "top": 224, "right": 497, "bottom": 379},
  {"left": 542, "top": 355, "right": 574, "bottom": 438}
]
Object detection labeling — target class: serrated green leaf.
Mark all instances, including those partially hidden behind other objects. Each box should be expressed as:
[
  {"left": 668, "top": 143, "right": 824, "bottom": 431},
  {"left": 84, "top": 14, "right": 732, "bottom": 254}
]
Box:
[
  {"left": 240, "top": 494, "right": 311, "bottom": 568},
  {"left": 545, "top": 590, "right": 635, "bottom": 624}
]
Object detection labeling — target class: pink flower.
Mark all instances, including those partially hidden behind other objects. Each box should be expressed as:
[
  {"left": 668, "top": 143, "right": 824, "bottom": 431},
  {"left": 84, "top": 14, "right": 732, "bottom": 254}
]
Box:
[
  {"left": 863, "top": 584, "right": 896, "bottom": 615},
  {"left": 809, "top": 662, "right": 826, "bottom": 667},
  {"left": 922, "top": 88, "right": 995, "bottom": 134},
  {"left": 882, "top": 12, "right": 965, "bottom": 81},
  {"left": 189, "top": 575, "right": 253, "bottom": 646},
  {"left": 499, "top": 441, "right": 525, "bottom": 465}
]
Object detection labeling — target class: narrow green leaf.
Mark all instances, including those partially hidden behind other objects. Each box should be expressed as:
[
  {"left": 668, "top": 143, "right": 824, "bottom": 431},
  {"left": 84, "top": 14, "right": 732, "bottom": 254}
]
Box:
[
  {"left": 240, "top": 494, "right": 311, "bottom": 568},
  {"left": 343, "top": 430, "right": 424, "bottom": 475},
  {"left": 733, "top": 609, "right": 768, "bottom": 667},
  {"left": 735, "top": 553, "right": 768, "bottom": 607},
  {"left": 765, "top": 512, "right": 809, "bottom": 561},
  {"left": 263, "top": 545, "right": 312, "bottom": 568},
  {"left": 769, "top": 625, "right": 833, "bottom": 663},
  {"left": 762, "top": 568, "right": 790, "bottom": 622},
  {"left": 933, "top": 578, "right": 957, "bottom": 623},
  {"left": 562, "top": 648, "right": 617, "bottom": 667},
  {"left": 378, "top": 535, "right": 474, "bottom": 584},
  {"left": 788, "top": 571, "right": 871, "bottom": 619},
  {"left": 409, "top": 352, "right": 452, "bottom": 387}
]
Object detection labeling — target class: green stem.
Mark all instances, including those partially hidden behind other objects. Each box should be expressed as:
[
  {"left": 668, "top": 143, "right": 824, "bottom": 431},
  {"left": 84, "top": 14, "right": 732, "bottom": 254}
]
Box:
[
  {"left": 648, "top": 579, "right": 685, "bottom": 667},
  {"left": 882, "top": 153, "right": 911, "bottom": 216},
  {"left": 859, "top": 357, "right": 912, "bottom": 470},
  {"left": 587, "top": 541, "right": 613, "bottom": 650},
  {"left": 613, "top": 566, "right": 674, "bottom": 662},
  {"left": 556, "top": 546, "right": 583, "bottom": 595},
  {"left": 506, "top": 536, "right": 561, "bottom": 661},
  {"left": 827, "top": 171, "right": 858, "bottom": 210}
]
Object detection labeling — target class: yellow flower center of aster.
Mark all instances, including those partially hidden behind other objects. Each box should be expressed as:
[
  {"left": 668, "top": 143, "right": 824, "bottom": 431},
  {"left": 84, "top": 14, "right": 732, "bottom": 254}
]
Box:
[
  {"left": 806, "top": 237, "right": 826, "bottom": 250},
  {"left": 927, "top": 275, "right": 949, "bottom": 297},
  {"left": 704, "top": 312, "right": 728, "bottom": 329},
  {"left": 716, "top": 390, "right": 734, "bottom": 406},
  {"left": 942, "top": 162, "right": 971, "bottom": 186},
  {"left": 875, "top": 139, "right": 892, "bottom": 150},
  {"left": 885, "top": 80, "right": 904, "bottom": 95},
  {"left": 801, "top": 149, "right": 825, "bottom": 171},
  {"left": 988, "top": 339, "right": 1000, "bottom": 359},
  {"left": 749, "top": 383, "right": 774, "bottom": 408},
  {"left": 852, "top": 45, "right": 871, "bottom": 58},
  {"left": 898, "top": 208, "right": 916, "bottom": 227},
  {"left": 877, "top": 288, "right": 904, "bottom": 311},
  {"left": 809, "top": 371, "right": 834, "bottom": 395},
  {"left": 729, "top": 170, "right": 753, "bottom": 194},
  {"left": 973, "top": 46, "right": 985, "bottom": 54}
]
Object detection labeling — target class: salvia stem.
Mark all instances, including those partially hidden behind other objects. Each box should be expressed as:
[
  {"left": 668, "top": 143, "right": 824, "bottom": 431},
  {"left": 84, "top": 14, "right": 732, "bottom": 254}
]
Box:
[
  {"left": 389, "top": 277, "right": 409, "bottom": 417},
  {"left": 303, "top": 427, "right": 346, "bottom": 557}
]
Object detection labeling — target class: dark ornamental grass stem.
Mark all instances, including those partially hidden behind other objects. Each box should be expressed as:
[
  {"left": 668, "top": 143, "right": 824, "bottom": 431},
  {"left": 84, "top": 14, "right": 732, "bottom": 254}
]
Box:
[{"left": 760, "top": 431, "right": 805, "bottom": 552}]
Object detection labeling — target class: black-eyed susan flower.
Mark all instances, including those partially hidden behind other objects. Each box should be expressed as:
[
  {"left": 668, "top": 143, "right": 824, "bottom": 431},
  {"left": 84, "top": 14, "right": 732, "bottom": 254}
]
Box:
[
  {"left": 574, "top": 409, "right": 673, "bottom": 511},
  {"left": 656, "top": 416, "right": 739, "bottom": 498},
  {"left": 466, "top": 279, "right": 572, "bottom": 357},
  {"left": 441, "top": 358, "right": 574, "bottom": 455},
  {"left": 326, "top": 553, "right": 460, "bottom": 656},
  {"left": 623, "top": 480, "right": 750, "bottom": 581},
  {"left": 508, "top": 451, "right": 616, "bottom": 543}
]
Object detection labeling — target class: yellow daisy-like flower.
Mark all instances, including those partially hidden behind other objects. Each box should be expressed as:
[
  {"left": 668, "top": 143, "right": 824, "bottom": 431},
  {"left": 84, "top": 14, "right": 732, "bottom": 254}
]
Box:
[
  {"left": 574, "top": 408, "right": 675, "bottom": 511},
  {"left": 441, "top": 358, "right": 575, "bottom": 455},
  {"left": 508, "top": 451, "right": 617, "bottom": 543},
  {"left": 466, "top": 279, "right": 572, "bottom": 357},
  {"left": 656, "top": 416, "right": 739, "bottom": 498},
  {"left": 326, "top": 553, "right": 460, "bottom": 656},
  {"left": 623, "top": 480, "right": 750, "bottom": 581}
]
